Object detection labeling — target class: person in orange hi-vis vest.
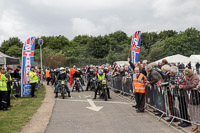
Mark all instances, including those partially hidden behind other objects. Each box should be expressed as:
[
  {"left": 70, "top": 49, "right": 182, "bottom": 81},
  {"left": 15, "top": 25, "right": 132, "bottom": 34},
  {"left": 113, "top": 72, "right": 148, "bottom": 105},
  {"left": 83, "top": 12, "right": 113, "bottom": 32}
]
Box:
[
  {"left": 133, "top": 67, "right": 146, "bottom": 113},
  {"left": 70, "top": 65, "right": 77, "bottom": 87},
  {"left": 45, "top": 68, "right": 51, "bottom": 85}
]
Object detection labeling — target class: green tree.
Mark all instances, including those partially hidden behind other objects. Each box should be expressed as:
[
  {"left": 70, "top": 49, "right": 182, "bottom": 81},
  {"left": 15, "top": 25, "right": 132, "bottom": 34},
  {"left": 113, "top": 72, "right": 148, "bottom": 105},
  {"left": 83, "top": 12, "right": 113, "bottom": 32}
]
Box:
[
  {"left": 0, "top": 37, "right": 23, "bottom": 56},
  {"left": 6, "top": 45, "right": 22, "bottom": 57}
]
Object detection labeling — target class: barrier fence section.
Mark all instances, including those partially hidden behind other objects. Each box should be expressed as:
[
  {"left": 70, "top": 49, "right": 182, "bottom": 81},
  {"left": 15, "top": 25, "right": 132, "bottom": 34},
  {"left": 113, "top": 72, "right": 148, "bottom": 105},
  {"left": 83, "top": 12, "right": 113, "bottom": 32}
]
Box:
[
  {"left": 108, "top": 75, "right": 200, "bottom": 126},
  {"left": 10, "top": 75, "right": 41, "bottom": 98}
]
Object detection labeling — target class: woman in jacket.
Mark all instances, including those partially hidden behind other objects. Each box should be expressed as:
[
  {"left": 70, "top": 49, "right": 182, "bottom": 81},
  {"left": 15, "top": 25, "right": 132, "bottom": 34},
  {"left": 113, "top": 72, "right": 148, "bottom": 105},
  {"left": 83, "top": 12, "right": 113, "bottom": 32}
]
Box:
[{"left": 179, "top": 69, "right": 200, "bottom": 132}]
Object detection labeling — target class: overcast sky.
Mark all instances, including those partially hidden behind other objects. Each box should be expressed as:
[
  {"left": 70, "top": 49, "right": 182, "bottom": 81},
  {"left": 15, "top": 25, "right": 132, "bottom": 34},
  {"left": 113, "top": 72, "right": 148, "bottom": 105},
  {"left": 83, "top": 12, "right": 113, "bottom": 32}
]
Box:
[{"left": 0, "top": 0, "right": 199, "bottom": 44}]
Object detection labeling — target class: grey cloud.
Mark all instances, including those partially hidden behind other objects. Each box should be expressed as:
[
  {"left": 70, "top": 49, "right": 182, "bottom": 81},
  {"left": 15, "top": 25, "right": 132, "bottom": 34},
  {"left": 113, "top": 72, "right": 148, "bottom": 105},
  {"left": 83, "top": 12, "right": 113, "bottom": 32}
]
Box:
[{"left": 0, "top": 0, "right": 200, "bottom": 44}]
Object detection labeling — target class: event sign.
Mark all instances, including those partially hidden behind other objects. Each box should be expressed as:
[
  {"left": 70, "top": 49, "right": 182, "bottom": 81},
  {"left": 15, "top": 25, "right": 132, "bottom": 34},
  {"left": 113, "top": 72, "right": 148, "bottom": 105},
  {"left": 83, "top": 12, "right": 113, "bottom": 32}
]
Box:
[
  {"left": 21, "top": 37, "right": 36, "bottom": 97},
  {"left": 131, "top": 31, "right": 142, "bottom": 64}
]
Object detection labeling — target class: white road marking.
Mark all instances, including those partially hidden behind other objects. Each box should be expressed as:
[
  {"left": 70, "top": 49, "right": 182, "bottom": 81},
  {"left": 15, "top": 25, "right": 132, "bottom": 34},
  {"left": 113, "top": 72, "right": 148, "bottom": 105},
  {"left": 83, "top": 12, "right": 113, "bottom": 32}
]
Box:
[
  {"left": 86, "top": 99, "right": 103, "bottom": 112},
  {"left": 83, "top": 95, "right": 91, "bottom": 98},
  {"left": 79, "top": 95, "right": 81, "bottom": 98},
  {"left": 56, "top": 99, "right": 132, "bottom": 105}
]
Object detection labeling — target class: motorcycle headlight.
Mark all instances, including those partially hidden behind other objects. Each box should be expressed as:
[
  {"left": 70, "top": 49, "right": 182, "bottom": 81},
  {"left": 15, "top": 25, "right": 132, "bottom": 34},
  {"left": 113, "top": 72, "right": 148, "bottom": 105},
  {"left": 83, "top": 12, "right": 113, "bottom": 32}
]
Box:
[
  {"left": 102, "top": 80, "right": 107, "bottom": 85},
  {"left": 61, "top": 81, "right": 65, "bottom": 85}
]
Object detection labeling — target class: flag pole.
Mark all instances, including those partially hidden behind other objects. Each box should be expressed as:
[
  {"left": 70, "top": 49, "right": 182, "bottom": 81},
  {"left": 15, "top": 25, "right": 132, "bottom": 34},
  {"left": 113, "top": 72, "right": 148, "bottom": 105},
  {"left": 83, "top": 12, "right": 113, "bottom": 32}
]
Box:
[{"left": 128, "top": 45, "right": 131, "bottom": 58}]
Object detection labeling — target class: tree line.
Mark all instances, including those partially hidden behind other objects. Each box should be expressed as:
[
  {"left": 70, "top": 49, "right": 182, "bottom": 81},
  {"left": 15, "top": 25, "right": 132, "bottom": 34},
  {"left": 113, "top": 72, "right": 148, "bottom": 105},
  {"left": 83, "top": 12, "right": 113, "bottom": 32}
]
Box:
[{"left": 0, "top": 27, "right": 200, "bottom": 68}]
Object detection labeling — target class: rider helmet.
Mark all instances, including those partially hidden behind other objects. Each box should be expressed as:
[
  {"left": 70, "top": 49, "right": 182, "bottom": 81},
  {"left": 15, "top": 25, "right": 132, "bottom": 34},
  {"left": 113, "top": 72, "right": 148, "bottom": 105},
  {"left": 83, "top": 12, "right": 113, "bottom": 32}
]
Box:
[
  {"left": 99, "top": 69, "right": 103, "bottom": 76},
  {"left": 60, "top": 67, "right": 65, "bottom": 74}
]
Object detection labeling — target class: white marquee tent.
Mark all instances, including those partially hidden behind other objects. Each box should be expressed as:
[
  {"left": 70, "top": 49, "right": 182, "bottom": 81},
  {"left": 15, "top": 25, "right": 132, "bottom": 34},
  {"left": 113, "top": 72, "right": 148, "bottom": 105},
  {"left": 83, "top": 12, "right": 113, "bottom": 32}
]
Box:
[
  {"left": 190, "top": 55, "right": 200, "bottom": 62},
  {"left": 156, "top": 54, "right": 196, "bottom": 64}
]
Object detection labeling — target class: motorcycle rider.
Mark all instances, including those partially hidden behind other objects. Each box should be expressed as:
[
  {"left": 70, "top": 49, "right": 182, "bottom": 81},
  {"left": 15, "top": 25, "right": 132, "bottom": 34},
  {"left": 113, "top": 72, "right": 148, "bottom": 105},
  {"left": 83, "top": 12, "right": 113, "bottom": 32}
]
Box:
[
  {"left": 72, "top": 68, "right": 84, "bottom": 92},
  {"left": 54, "top": 67, "right": 71, "bottom": 98},
  {"left": 86, "top": 68, "right": 96, "bottom": 91},
  {"left": 93, "top": 69, "right": 111, "bottom": 99}
]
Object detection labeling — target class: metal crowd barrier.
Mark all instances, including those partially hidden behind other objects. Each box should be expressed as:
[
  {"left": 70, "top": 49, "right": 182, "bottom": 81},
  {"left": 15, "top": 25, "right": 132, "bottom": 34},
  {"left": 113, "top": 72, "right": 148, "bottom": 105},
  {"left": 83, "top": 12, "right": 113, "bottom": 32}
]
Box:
[
  {"left": 10, "top": 77, "right": 42, "bottom": 98},
  {"left": 109, "top": 76, "right": 200, "bottom": 126},
  {"left": 11, "top": 78, "right": 21, "bottom": 98}
]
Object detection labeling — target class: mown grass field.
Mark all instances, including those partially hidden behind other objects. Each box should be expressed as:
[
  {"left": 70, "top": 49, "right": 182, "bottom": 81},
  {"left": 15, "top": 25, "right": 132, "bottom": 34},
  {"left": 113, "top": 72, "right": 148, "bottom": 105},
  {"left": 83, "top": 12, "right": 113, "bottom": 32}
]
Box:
[{"left": 0, "top": 85, "right": 45, "bottom": 133}]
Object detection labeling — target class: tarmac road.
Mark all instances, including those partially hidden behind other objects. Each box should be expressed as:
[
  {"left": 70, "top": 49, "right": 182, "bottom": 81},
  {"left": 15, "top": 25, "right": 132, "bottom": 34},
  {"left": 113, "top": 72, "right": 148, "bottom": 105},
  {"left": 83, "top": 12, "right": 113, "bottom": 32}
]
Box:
[{"left": 45, "top": 86, "right": 180, "bottom": 133}]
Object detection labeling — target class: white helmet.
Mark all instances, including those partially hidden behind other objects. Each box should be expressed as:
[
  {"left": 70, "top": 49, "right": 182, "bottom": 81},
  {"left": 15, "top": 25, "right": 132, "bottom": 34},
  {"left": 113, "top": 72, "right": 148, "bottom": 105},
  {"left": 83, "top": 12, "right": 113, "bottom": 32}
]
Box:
[{"left": 60, "top": 67, "right": 65, "bottom": 71}]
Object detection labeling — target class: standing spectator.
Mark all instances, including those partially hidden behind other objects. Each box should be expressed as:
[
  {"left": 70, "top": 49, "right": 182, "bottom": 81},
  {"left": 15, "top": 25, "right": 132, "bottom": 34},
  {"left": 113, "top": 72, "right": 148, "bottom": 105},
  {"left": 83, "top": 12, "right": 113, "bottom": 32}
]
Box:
[
  {"left": 29, "top": 66, "right": 38, "bottom": 98},
  {"left": 162, "top": 59, "right": 168, "bottom": 66},
  {"left": 123, "top": 65, "right": 133, "bottom": 95},
  {"left": 179, "top": 69, "right": 199, "bottom": 130},
  {"left": 45, "top": 68, "right": 51, "bottom": 85},
  {"left": 142, "top": 60, "right": 147, "bottom": 76},
  {"left": 0, "top": 67, "right": 8, "bottom": 111},
  {"left": 50, "top": 69, "right": 55, "bottom": 86},
  {"left": 5, "top": 67, "right": 13, "bottom": 108},
  {"left": 69, "top": 65, "right": 77, "bottom": 87},
  {"left": 162, "top": 65, "right": 178, "bottom": 122},
  {"left": 187, "top": 61, "right": 192, "bottom": 69},
  {"left": 119, "top": 67, "right": 125, "bottom": 76},
  {"left": 133, "top": 67, "right": 146, "bottom": 113},
  {"left": 195, "top": 62, "right": 200, "bottom": 74},
  {"left": 162, "top": 65, "right": 171, "bottom": 82},
  {"left": 13, "top": 66, "right": 21, "bottom": 79},
  {"left": 169, "top": 66, "right": 191, "bottom": 127},
  {"left": 146, "top": 64, "right": 163, "bottom": 85},
  {"left": 145, "top": 64, "right": 163, "bottom": 115},
  {"left": 158, "top": 62, "right": 162, "bottom": 69},
  {"left": 112, "top": 66, "right": 120, "bottom": 77}
]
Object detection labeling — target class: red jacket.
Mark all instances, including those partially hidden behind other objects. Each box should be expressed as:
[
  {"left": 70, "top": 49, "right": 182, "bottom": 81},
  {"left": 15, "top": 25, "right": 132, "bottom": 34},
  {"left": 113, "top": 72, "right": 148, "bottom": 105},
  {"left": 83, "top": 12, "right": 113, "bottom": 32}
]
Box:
[{"left": 70, "top": 68, "right": 77, "bottom": 77}]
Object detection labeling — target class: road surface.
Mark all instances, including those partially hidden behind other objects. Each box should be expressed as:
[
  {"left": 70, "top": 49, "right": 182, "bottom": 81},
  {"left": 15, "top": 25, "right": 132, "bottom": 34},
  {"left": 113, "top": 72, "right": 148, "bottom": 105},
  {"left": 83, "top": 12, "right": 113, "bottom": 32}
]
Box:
[{"left": 45, "top": 86, "right": 180, "bottom": 133}]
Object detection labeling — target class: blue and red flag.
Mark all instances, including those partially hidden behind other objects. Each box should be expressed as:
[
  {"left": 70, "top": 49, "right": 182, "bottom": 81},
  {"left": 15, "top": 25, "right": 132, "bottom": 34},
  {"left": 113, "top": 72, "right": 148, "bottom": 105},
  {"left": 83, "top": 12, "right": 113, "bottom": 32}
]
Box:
[
  {"left": 21, "top": 37, "right": 36, "bottom": 97},
  {"left": 131, "top": 31, "right": 142, "bottom": 64}
]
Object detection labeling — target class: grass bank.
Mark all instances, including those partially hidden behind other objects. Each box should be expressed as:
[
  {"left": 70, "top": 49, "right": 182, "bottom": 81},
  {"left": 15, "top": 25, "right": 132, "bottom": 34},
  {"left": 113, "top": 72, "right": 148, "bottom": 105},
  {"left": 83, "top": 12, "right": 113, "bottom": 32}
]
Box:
[{"left": 0, "top": 85, "right": 46, "bottom": 133}]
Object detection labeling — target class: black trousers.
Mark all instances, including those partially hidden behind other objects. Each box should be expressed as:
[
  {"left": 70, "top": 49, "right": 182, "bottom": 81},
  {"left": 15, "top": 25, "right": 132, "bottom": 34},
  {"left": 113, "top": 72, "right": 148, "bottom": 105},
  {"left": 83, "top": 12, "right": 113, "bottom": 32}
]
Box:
[
  {"left": 0, "top": 91, "right": 8, "bottom": 109},
  {"left": 51, "top": 78, "right": 55, "bottom": 85},
  {"left": 30, "top": 83, "right": 36, "bottom": 97},
  {"left": 94, "top": 84, "right": 110, "bottom": 98},
  {"left": 7, "top": 90, "right": 11, "bottom": 107},
  {"left": 46, "top": 77, "right": 51, "bottom": 85},
  {"left": 86, "top": 78, "right": 92, "bottom": 90},
  {"left": 178, "top": 94, "right": 190, "bottom": 122},
  {"left": 135, "top": 92, "right": 145, "bottom": 111}
]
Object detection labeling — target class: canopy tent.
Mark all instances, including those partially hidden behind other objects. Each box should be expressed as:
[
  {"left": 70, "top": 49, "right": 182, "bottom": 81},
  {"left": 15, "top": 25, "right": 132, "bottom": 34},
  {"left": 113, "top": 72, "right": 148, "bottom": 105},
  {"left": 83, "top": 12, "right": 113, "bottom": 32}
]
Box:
[
  {"left": 116, "top": 61, "right": 129, "bottom": 66},
  {"left": 0, "top": 52, "right": 20, "bottom": 65},
  {"left": 155, "top": 54, "right": 196, "bottom": 64},
  {"left": 190, "top": 55, "right": 200, "bottom": 62}
]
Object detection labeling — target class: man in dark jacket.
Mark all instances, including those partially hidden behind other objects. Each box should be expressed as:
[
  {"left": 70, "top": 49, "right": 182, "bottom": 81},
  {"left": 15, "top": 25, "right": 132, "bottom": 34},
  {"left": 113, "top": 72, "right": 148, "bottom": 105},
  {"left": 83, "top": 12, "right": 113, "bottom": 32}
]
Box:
[
  {"left": 54, "top": 67, "right": 71, "bottom": 98},
  {"left": 72, "top": 68, "right": 84, "bottom": 91},
  {"left": 145, "top": 64, "right": 163, "bottom": 85},
  {"left": 145, "top": 64, "right": 164, "bottom": 116},
  {"left": 13, "top": 66, "right": 21, "bottom": 97},
  {"left": 86, "top": 68, "right": 96, "bottom": 91},
  {"left": 13, "top": 66, "right": 21, "bottom": 79},
  {"left": 50, "top": 69, "right": 55, "bottom": 86},
  {"left": 196, "top": 62, "right": 200, "bottom": 74},
  {"left": 5, "top": 67, "right": 13, "bottom": 108}
]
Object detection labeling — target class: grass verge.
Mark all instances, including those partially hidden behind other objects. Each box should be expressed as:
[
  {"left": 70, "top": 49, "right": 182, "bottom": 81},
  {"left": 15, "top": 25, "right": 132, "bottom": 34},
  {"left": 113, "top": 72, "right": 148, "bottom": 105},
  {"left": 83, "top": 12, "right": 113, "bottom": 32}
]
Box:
[{"left": 0, "top": 85, "right": 46, "bottom": 133}]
